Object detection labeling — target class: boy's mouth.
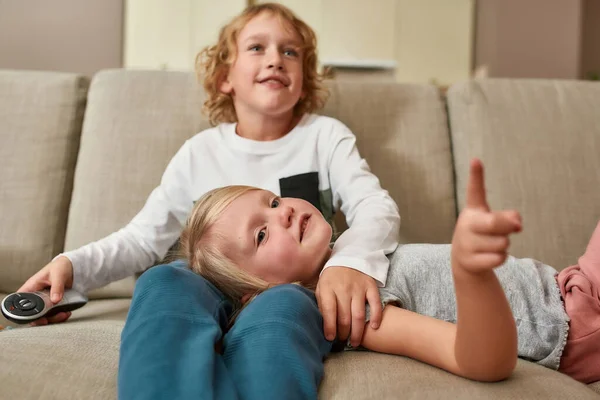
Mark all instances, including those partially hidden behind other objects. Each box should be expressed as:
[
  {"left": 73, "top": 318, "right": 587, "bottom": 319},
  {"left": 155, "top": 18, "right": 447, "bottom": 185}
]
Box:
[
  {"left": 258, "top": 75, "right": 289, "bottom": 87},
  {"left": 299, "top": 215, "right": 310, "bottom": 242}
]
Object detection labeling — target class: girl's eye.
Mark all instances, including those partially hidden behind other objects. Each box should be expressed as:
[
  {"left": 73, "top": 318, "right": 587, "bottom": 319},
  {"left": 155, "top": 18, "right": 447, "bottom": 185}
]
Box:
[
  {"left": 257, "top": 229, "right": 266, "bottom": 244},
  {"left": 271, "top": 198, "right": 280, "bottom": 208},
  {"left": 249, "top": 44, "right": 262, "bottom": 52},
  {"left": 283, "top": 49, "right": 298, "bottom": 57}
]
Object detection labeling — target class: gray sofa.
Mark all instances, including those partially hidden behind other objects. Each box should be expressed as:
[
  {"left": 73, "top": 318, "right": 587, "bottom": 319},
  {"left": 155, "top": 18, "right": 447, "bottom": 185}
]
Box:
[{"left": 1, "top": 69, "right": 599, "bottom": 399}]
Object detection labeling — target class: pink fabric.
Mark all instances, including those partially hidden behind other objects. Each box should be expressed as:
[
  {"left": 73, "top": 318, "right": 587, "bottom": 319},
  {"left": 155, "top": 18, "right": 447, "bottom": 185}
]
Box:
[{"left": 557, "top": 220, "right": 600, "bottom": 384}]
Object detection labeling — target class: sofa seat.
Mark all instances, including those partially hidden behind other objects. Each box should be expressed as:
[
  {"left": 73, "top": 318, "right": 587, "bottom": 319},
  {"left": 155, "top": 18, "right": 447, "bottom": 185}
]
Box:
[{"left": 1, "top": 318, "right": 599, "bottom": 400}]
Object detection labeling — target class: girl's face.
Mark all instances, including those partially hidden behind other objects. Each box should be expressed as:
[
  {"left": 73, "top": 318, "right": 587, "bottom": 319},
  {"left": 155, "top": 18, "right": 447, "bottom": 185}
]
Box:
[
  {"left": 220, "top": 12, "right": 305, "bottom": 120},
  {"left": 212, "top": 190, "right": 332, "bottom": 285}
]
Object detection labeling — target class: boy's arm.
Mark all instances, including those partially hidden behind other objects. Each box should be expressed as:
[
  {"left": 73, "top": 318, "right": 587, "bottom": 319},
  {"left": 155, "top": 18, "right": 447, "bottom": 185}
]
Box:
[
  {"left": 316, "top": 120, "right": 400, "bottom": 346},
  {"left": 61, "top": 141, "right": 197, "bottom": 293},
  {"left": 322, "top": 121, "right": 400, "bottom": 285}
]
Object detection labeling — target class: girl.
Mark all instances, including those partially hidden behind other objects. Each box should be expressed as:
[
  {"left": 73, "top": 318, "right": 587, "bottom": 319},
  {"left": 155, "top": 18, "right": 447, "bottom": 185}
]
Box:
[
  {"left": 18, "top": 3, "right": 400, "bottom": 399},
  {"left": 181, "top": 159, "right": 600, "bottom": 384}
]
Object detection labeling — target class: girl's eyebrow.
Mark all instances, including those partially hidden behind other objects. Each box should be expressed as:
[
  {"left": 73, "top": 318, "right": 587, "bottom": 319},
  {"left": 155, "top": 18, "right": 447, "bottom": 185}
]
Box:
[{"left": 241, "top": 191, "right": 272, "bottom": 252}]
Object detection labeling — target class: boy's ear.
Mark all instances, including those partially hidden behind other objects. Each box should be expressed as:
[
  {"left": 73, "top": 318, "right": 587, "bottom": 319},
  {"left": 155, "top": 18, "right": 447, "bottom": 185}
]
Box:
[{"left": 219, "top": 71, "right": 233, "bottom": 94}]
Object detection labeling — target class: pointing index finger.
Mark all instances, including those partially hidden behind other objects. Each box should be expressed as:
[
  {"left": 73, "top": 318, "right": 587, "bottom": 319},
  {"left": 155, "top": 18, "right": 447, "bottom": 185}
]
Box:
[{"left": 466, "top": 158, "right": 490, "bottom": 212}]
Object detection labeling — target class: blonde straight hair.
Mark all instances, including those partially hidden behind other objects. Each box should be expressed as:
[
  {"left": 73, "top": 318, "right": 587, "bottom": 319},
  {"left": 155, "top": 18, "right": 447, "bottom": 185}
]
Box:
[{"left": 180, "top": 186, "right": 273, "bottom": 311}]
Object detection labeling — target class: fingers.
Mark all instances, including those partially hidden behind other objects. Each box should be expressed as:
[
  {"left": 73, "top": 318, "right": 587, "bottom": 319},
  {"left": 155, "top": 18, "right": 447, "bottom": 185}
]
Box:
[
  {"left": 349, "top": 297, "right": 366, "bottom": 347},
  {"left": 317, "top": 289, "right": 337, "bottom": 341},
  {"left": 466, "top": 158, "right": 490, "bottom": 212},
  {"left": 467, "top": 252, "right": 509, "bottom": 270},
  {"left": 30, "top": 312, "right": 71, "bottom": 327},
  {"left": 467, "top": 235, "right": 510, "bottom": 253},
  {"left": 366, "top": 287, "right": 382, "bottom": 330},
  {"left": 49, "top": 271, "right": 67, "bottom": 303},
  {"left": 336, "top": 295, "right": 352, "bottom": 342},
  {"left": 470, "top": 210, "right": 522, "bottom": 236},
  {"left": 18, "top": 271, "right": 49, "bottom": 293}
]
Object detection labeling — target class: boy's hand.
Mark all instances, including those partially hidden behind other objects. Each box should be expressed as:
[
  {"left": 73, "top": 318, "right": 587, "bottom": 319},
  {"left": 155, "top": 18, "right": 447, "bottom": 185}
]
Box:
[
  {"left": 17, "top": 256, "right": 74, "bottom": 326},
  {"left": 316, "top": 266, "right": 382, "bottom": 347},
  {"left": 452, "top": 159, "right": 522, "bottom": 274}
]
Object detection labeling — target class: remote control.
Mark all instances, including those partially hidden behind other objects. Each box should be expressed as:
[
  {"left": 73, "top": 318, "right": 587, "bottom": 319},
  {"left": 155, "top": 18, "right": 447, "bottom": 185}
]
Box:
[{"left": 1, "top": 289, "right": 88, "bottom": 324}]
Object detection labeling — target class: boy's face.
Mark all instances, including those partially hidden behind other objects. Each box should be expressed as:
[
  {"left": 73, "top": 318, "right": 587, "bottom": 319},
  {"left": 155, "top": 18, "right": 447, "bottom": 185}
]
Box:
[
  {"left": 220, "top": 12, "right": 304, "bottom": 119},
  {"left": 212, "top": 190, "right": 332, "bottom": 285}
]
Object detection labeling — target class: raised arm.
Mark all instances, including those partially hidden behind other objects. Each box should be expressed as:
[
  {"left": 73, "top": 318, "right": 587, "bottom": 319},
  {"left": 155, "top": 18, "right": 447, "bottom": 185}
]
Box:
[{"left": 360, "top": 159, "right": 520, "bottom": 382}]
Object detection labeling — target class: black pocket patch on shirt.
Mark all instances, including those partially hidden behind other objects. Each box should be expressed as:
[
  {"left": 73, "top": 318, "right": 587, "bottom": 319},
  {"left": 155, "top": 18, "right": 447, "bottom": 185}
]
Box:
[{"left": 279, "top": 172, "right": 322, "bottom": 212}]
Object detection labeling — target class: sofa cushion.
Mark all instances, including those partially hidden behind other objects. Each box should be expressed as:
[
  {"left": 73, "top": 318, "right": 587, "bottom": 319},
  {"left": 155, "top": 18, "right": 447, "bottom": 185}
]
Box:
[
  {"left": 0, "top": 71, "right": 88, "bottom": 293},
  {"left": 64, "top": 70, "right": 211, "bottom": 299},
  {"left": 1, "top": 322, "right": 597, "bottom": 400},
  {"left": 323, "top": 81, "right": 456, "bottom": 245},
  {"left": 0, "top": 320, "right": 122, "bottom": 400},
  {"left": 447, "top": 79, "right": 600, "bottom": 270},
  {"left": 321, "top": 352, "right": 600, "bottom": 399}
]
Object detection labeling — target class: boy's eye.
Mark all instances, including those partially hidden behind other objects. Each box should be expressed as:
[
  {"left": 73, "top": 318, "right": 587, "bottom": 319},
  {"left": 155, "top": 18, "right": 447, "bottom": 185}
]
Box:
[
  {"left": 257, "top": 229, "right": 266, "bottom": 244},
  {"left": 271, "top": 198, "right": 280, "bottom": 208}
]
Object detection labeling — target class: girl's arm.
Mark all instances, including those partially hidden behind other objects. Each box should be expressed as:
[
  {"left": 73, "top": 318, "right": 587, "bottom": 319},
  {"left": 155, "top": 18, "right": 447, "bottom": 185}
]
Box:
[
  {"left": 361, "top": 277, "right": 517, "bottom": 383},
  {"left": 361, "top": 159, "right": 520, "bottom": 382}
]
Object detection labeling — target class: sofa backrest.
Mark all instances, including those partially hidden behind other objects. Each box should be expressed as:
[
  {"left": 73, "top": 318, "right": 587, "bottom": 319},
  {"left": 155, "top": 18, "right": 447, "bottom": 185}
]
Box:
[
  {"left": 0, "top": 70, "right": 88, "bottom": 293},
  {"left": 64, "top": 70, "right": 457, "bottom": 298},
  {"left": 322, "top": 81, "right": 456, "bottom": 245},
  {"left": 447, "top": 79, "right": 600, "bottom": 270}
]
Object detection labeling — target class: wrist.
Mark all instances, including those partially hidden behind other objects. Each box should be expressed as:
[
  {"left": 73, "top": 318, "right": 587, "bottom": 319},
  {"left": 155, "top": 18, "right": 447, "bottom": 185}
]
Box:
[{"left": 451, "top": 261, "right": 495, "bottom": 282}]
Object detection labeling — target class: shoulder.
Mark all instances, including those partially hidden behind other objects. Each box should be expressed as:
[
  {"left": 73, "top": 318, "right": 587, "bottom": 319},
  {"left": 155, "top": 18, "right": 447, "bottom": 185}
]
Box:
[
  {"left": 303, "top": 114, "right": 355, "bottom": 142},
  {"left": 186, "top": 123, "right": 230, "bottom": 150}
]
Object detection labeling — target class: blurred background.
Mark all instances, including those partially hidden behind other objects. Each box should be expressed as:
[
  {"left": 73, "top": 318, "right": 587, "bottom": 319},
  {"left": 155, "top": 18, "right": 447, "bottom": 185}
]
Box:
[{"left": 0, "top": 0, "right": 598, "bottom": 86}]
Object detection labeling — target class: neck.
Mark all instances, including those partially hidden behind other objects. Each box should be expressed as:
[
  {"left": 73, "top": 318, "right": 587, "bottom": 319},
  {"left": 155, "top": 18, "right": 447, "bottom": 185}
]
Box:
[
  {"left": 235, "top": 108, "right": 300, "bottom": 141},
  {"left": 303, "top": 248, "right": 332, "bottom": 288}
]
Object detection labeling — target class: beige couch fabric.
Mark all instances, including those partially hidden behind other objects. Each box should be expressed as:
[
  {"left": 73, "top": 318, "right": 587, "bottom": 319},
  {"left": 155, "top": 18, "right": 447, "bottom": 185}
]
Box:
[
  {"left": 64, "top": 70, "right": 212, "bottom": 298},
  {"left": 320, "top": 352, "right": 600, "bottom": 399},
  {"left": 448, "top": 79, "right": 600, "bottom": 271},
  {"left": 0, "top": 71, "right": 88, "bottom": 293},
  {"left": 323, "top": 81, "right": 456, "bottom": 245},
  {"left": 0, "top": 321, "right": 122, "bottom": 400}
]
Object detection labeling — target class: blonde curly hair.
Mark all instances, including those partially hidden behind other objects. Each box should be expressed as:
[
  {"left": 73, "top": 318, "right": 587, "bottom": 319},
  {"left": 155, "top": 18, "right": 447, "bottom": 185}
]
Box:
[{"left": 196, "top": 2, "right": 329, "bottom": 126}]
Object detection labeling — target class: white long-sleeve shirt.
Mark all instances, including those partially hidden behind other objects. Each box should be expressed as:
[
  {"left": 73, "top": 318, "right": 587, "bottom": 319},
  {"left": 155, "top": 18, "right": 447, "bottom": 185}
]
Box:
[{"left": 63, "top": 114, "right": 400, "bottom": 293}]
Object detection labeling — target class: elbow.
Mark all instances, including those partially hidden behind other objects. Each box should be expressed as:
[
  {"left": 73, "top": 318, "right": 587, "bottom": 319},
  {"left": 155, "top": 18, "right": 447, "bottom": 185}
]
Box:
[{"left": 462, "top": 356, "right": 517, "bottom": 382}]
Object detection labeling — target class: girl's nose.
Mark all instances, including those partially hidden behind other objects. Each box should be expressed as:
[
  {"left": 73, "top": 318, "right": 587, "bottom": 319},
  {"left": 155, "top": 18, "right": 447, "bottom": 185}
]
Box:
[{"left": 278, "top": 205, "right": 294, "bottom": 227}]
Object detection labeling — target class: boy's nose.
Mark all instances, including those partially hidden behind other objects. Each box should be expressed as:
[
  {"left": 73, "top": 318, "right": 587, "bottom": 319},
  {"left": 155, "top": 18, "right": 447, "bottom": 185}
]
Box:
[{"left": 266, "top": 50, "right": 284, "bottom": 70}]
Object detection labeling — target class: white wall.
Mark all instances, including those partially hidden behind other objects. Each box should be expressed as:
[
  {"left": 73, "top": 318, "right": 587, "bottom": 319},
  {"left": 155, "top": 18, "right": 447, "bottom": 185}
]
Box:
[
  {"left": 124, "top": 0, "right": 245, "bottom": 71},
  {"left": 124, "top": 0, "right": 475, "bottom": 84},
  {"left": 0, "top": 0, "right": 123, "bottom": 76}
]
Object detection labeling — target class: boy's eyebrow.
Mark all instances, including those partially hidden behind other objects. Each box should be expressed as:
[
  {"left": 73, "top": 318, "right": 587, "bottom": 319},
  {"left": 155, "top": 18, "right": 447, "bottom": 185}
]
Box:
[{"left": 242, "top": 34, "right": 302, "bottom": 47}]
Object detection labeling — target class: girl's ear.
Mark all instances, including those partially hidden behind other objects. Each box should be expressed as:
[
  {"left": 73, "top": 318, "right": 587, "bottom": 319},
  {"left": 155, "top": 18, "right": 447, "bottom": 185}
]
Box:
[{"left": 240, "top": 293, "right": 252, "bottom": 304}]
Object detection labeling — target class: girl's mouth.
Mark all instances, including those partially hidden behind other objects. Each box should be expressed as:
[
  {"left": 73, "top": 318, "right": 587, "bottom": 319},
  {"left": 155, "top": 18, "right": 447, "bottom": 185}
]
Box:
[{"left": 300, "top": 215, "right": 310, "bottom": 242}]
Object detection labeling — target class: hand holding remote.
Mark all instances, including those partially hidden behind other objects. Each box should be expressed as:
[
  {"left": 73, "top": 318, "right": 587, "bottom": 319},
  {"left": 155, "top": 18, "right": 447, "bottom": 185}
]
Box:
[
  {"left": 1, "top": 289, "right": 87, "bottom": 325},
  {"left": 17, "top": 255, "right": 74, "bottom": 325}
]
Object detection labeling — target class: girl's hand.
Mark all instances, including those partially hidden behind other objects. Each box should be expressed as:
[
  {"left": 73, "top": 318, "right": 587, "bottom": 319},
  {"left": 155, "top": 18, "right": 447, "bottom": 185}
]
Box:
[
  {"left": 316, "top": 267, "right": 382, "bottom": 348},
  {"left": 17, "top": 256, "right": 74, "bottom": 326},
  {"left": 452, "top": 159, "right": 522, "bottom": 275}
]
